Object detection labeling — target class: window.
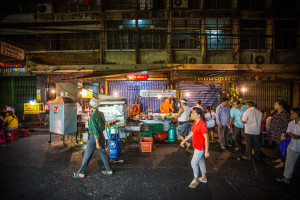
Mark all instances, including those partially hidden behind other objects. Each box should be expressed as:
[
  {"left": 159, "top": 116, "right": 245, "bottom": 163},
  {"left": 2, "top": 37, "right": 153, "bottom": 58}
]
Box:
[
  {"left": 240, "top": 0, "right": 266, "bottom": 10},
  {"left": 172, "top": 30, "right": 201, "bottom": 49},
  {"left": 107, "top": 31, "right": 136, "bottom": 49},
  {"left": 105, "top": 0, "right": 136, "bottom": 10},
  {"left": 138, "top": 20, "right": 167, "bottom": 28},
  {"left": 205, "top": 0, "right": 232, "bottom": 9},
  {"left": 205, "top": 19, "right": 232, "bottom": 49},
  {"left": 139, "top": 30, "right": 167, "bottom": 49},
  {"left": 275, "top": 20, "right": 297, "bottom": 49},
  {"left": 106, "top": 20, "right": 136, "bottom": 29},
  {"left": 240, "top": 20, "right": 266, "bottom": 49}
]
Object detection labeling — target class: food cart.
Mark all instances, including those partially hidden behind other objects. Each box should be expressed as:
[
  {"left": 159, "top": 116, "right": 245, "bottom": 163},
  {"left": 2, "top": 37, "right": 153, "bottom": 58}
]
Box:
[{"left": 49, "top": 96, "right": 77, "bottom": 146}]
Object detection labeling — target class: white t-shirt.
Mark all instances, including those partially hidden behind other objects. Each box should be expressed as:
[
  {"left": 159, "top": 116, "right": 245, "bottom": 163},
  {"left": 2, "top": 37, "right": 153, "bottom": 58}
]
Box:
[
  {"left": 242, "top": 107, "right": 262, "bottom": 135},
  {"left": 205, "top": 112, "right": 216, "bottom": 128},
  {"left": 287, "top": 120, "right": 300, "bottom": 152},
  {"left": 178, "top": 106, "right": 190, "bottom": 122}
]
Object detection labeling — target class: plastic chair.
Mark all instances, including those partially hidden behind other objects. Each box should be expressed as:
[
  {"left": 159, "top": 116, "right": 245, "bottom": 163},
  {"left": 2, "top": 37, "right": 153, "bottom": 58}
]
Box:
[
  {"left": 261, "top": 132, "right": 272, "bottom": 146},
  {"left": 229, "top": 132, "right": 233, "bottom": 144},
  {"left": 0, "top": 131, "right": 6, "bottom": 145},
  {"left": 20, "top": 129, "right": 30, "bottom": 137},
  {"left": 6, "top": 129, "right": 19, "bottom": 142}
]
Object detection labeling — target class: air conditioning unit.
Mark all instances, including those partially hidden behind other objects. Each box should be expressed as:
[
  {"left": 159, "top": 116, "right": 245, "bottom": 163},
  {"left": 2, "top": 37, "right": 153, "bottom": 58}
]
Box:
[
  {"left": 37, "top": 3, "right": 53, "bottom": 14},
  {"left": 173, "top": 0, "right": 188, "bottom": 9},
  {"left": 252, "top": 53, "right": 270, "bottom": 64},
  {"left": 187, "top": 56, "right": 202, "bottom": 64}
]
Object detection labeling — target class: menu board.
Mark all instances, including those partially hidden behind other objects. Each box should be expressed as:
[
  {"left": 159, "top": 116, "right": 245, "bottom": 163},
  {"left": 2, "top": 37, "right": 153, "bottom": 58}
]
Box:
[{"left": 24, "top": 103, "right": 40, "bottom": 114}]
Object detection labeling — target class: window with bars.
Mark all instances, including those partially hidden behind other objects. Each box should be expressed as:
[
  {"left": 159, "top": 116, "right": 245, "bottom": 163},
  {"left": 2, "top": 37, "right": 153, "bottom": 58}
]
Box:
[
  {"left": 205, "top": 0, "right": 232, "bottom": 9},
  {"left": 205, "top": 19, "right": 232, "bottom": 49},
  {"left": 171, "top": 30, "right": 201, "bottom": 49},
  {"left": 240, "top": 20, "right": 266, "bottom": 49},
  {"left": 139, "top": 30, "right": 167, "bottom": 49},
  {"left": 106, "top": 31, "right": 136, "bottom": 49},
  {"left": 239, "top": 0, "right": 266, "bottom": 10},
  {"left": 275, "top": 20, "right": 297, "bottom": 49}
]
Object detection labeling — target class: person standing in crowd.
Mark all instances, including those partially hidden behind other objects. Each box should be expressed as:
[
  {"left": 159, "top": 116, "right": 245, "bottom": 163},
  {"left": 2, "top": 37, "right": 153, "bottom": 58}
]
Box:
[
  {"left": 270, "top": 100, "right": 290, "bottom": 169},
  {"left": 276, "top": 108, "right": 300, "bottom": 184},
  {"left": 170, "top": 97, "right": 178, "bottom": 113},
  {"left": 5, "top": 103, "right": 15, "bottom": 114},
  {"left": 74, "top": 98, "right": 113, "bottom": 178},
  {"left": 3, "top": 111, "right": 18, "bottom": 131},
  {"left": 160, "top": 97, "right": 174, "bottom": 113},
  {"left": 229, "top": 100, "right": 247, "bottom": 151},
  {"left": 205, "top": 106, "right": 216, "bottom": 141},
  {"left": 45, "top": 98, "right": 53, "bottom": 125},
  {"left": 191, "top": 100, "right": 203, "bottom": 111},
  {"left": 216, "top": 97, "right": 231, "bottom": 150},
  {"left": 241, "top": 100, "right": 263, "bottom": 161},
  {"left": 180, "top": 107, "right": 209, "bottom": 188},
  {"left": 176, "top": 99, "right": 191, "bottom": 147},
  {"left": 266, "top": 110, "right": 276, "bottom": 132},
  {"left": 260, "top": 110, "right": 267, "bottom": 134}
]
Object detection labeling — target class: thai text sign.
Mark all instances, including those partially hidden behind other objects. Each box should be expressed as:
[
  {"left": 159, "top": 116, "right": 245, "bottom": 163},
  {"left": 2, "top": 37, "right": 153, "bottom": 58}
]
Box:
[
  {"left": 24, "top": 103, "right": 39, "bottom": 114},
  {"left": 0, "top": 68, "right": 30, "bottom": 76},
  {"left": 127, "top": 74, "right": 148, "bottom": 81},
  {"left": 197, "top": 77, "right": 236, "bottom": 82},
  {"left": 0, "top": 41, "right": 25, "bottom": 60},
  {"left": 140, "top": 89, "right": 178, "bottom": 97},
  {"left": 0, "top": 61, "right": 23, "bottom": 68},
  {"left": 36, "top": 89, "right": 41, "bottom": 102}
]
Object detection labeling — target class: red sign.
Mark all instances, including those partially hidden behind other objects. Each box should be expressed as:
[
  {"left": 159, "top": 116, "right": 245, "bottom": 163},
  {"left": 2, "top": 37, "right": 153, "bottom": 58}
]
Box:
[
  {"left": 127, "top": 74, "right": 148, "bottom": 81},
  {"left": 0, "top": 61, "right": 23, "bottom": 68},
  {"left": 54, "top": 106, "right": 58, "bottom": 113}
]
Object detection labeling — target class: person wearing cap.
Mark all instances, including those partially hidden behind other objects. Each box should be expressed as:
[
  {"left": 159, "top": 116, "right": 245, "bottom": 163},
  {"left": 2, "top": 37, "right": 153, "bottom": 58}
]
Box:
[
  {"left": 176, "top": 99, "right": 191, "bottom": 147},
  {"left": 160, "top": 97, "right": 174, "bottom": 113},
  {"left": 74, "top": 98, "right": 113, "bottom": 178}
]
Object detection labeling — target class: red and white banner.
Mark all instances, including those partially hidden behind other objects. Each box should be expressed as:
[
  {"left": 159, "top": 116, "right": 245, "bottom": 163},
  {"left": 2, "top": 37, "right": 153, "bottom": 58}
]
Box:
[
  {"left": 0, "top": 40, "right": 25, "bottom": 60},
  {"left": 127, "top": 74, "right": 148, "bottom": 81}
]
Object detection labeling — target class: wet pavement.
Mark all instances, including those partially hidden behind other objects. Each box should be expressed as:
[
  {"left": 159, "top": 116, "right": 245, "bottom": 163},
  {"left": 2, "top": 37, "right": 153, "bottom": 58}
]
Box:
[{"left": 0, "top": 133, "right": 299, "bottom": 200}]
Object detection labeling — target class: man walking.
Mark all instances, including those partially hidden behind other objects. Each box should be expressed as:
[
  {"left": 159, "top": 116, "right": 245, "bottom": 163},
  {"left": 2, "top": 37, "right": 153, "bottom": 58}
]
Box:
[
  {"left": 216, "top": 97, "right": 231, "bottom": 150},
  {"left": 242, "top": 100, "right": 263, "bottom": 161},
  {"left": 230, "top": 100, "right": 247, "bottom": 151}
]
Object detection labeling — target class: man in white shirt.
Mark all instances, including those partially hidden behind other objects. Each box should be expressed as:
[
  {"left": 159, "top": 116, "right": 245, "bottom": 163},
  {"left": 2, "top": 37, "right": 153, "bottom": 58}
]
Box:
[
  {"left": 241, "top": 100, "right": 263, "bottom": 161},
  {"left": 191, "top": 100, "right": 203, "bottom": 111}
]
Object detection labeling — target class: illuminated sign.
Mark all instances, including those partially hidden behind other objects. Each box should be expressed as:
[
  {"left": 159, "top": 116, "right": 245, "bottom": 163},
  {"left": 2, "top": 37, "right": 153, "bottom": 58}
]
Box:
[
  {"left": 36, "top": 89, "right": 41, "bottom": 102},
  {"left": 126, "top": 74, "right": 148, "bottom": 81},
  {"left": 0, "top": 61, "right": 23, "bottom": 68},
  {"left": 0, "top": 40, "right": 25, "bottom": 60},
  {"left": 139, "top": 90, "right": 179, "bottom": 97},
  {"left": 24, "top": 103, "right": 39, "bottom": 114},
  {"left": 81, "top": 89, "right": 93, "bottom": 98},
  {"left": 0, "top": 68, "right": 31, "bottom": 76}
]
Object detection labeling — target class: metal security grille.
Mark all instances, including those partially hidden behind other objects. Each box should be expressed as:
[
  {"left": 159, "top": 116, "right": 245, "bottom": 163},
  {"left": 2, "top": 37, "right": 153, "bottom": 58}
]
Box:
[
  {"left": 239, "top": 81, "right": 292, "bottom": 113},
  {"left": 0, "top": 76, "right": 37, "bottom": 119}
]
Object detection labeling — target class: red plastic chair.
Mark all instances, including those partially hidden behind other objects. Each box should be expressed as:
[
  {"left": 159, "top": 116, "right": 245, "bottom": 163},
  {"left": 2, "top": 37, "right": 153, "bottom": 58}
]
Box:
[
  {"left": 6, "top": 129, "right": 19, "bottom": 142},
  {"left": 20, "top": 129, "right": 30, "bottom": 137},
  {"left": 0, "top": 131, "right": 6, "bottom": 145}
]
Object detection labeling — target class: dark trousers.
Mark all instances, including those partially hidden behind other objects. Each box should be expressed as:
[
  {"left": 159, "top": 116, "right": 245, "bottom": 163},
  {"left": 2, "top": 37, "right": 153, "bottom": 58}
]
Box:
[
  {"left": 234, "top": 126, "right": 244, "bottom": 148},
  {"left": 245, "top": 134, "right": 260, "bottom": 160},
  {"left": 78, "top": 134, "right": 111, "bottom": 174},
  {"left": 219, "top": 126, "right": 230, "bottom": 147}
]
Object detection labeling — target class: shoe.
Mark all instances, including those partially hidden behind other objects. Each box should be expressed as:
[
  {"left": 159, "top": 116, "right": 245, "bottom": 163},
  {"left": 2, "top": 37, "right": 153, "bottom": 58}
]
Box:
[
  {"left": 198, "top": 177, "right": 207, "bottom": 183},
  {"left": 226, "top": 144, "right": 232, "bottom": 147},
  {"left": 189, "top": 180, "right": 199, "bottom": 188},
  {"left": 102, "top": 171, "right": 113, "bottom": 176},
  {"left": 221, "top": 146, "right": 226, "bottom": 150},
  {"left": 275, "top": 178, "right": 290, "bottom": 184},
  {"left": 241, "top": 156, "right": 252, "bottom": 161},
  {"left": 73, "top": 173, "right": 85, "bottom": 179},
  {"left": 234, "top": 147, "right": 240, "bottom": 151}
]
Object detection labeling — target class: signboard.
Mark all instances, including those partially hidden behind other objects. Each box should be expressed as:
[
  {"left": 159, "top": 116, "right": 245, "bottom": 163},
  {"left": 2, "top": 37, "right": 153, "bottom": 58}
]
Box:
[
  {"left": 127, "top": 74, "right": 148, "bottom": 81},
  {"left": 36, "top": 89, "right": 41, "bottom": 102},
  {"left": 139, "top": 89, "right": 178, "bottom": 98},
  {"left": 0, "top": 40, "right": 25, "bottom": 60},
  {"left": 0, "top": 61, "right": 23, "bottom": 68},
  {"left": 0, "top": 68, "right": 31, "bottom": 76},
  {"left": 24, "top": 103, "right": 39, "bottom": 114},
  {"left": 81, "top": 89, "right": 93, "bottom": 98}
]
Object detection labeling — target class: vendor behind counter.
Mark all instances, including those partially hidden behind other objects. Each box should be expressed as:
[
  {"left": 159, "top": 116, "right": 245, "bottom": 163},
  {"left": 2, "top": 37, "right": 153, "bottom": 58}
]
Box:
[{"left": 160, "top": 98, "right": 174, "bottom": 113}]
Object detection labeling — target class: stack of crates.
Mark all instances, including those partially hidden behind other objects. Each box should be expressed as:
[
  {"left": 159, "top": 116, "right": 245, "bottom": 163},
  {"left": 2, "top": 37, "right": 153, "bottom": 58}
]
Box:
[{"left": 139, "top": 123, "right": 163, "bottom": 138}]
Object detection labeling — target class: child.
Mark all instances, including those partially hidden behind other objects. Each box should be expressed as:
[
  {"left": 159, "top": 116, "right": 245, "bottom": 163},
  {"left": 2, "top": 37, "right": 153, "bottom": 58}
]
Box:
[{"left": 205, "top": 106, "right": 216, "bottom": 141}]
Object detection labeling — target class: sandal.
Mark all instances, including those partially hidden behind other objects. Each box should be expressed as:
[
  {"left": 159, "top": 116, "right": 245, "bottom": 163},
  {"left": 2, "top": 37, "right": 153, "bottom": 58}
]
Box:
[
  {"left": 275, "top": 164, "right": 284, "bottom": 169},
  {"left": 272, "top": 159, "right": 281, "bottom": 163},
  {"left": 102, "top": 171, "right": 113, "bottom": 176},
  {"left": 275, "top": 178, "right": 290, "bottom": 184},
  {"left": 189, "top": 180, "right": 199, "bottom": 188},
  {"left": 198, "top": 177, "right": 207, "bottom": 183},
  {"left": 73, "top": 173, "right": 85, "bottom": 179}
]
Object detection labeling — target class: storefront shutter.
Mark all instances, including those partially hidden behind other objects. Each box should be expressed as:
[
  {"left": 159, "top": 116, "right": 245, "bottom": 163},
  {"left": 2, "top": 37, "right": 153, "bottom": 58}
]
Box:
[
  {"left": 176, "top": 82, "right": 221, "bottom": 111},
  {"left": 108, "top": 80, "right": 167, "bottom": 113}
]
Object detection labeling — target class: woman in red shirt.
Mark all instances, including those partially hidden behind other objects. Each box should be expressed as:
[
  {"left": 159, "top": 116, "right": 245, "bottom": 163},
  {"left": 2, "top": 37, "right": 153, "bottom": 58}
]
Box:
[{"left": 181, "top": 107, "right": 210, "bottom": 188}]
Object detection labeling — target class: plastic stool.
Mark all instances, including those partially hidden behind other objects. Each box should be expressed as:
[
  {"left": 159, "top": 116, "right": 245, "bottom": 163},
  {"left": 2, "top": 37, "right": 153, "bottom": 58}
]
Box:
[
  {"left": 20, "top": 129, "right": 30, "bottom": 137},
  {"left": 0, "top": 131, "right": 6, "bottom": 145},
  {"left": 6, "top": 129, "right": 19, "bottom": 142}
]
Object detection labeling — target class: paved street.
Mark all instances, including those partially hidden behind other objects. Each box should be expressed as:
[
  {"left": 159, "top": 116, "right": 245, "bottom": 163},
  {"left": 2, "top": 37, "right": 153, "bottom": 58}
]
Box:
[{"left": 0, "top": 133, "right": 299, "bottom": 200}]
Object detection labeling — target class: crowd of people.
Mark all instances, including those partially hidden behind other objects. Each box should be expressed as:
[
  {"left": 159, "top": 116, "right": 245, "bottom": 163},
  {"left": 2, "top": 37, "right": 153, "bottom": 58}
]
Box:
[{"left": 159, "top": 97, "right": 300, "bottom": 188}]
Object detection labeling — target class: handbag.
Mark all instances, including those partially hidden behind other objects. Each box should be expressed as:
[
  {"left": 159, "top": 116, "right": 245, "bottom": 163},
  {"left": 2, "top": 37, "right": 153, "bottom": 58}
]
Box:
[{"left": 279, "top": 137, "right": 291, "bottom": 158}]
